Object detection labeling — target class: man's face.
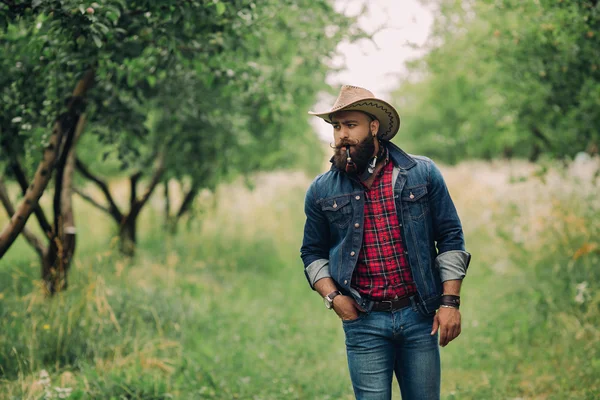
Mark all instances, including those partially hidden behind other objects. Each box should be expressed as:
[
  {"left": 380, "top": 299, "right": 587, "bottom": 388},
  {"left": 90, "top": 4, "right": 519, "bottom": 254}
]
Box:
[{"left": 331, "top": 110, "right": 378, "bottom": 173}]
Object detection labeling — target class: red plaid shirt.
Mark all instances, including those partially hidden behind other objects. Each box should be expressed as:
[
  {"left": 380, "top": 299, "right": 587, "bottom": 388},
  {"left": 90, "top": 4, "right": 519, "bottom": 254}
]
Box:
[{"left": 351, "top": 158, "right": 417, "bottom": 300}]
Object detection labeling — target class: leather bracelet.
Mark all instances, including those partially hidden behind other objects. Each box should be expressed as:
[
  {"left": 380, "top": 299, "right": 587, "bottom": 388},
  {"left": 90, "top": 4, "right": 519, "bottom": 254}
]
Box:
[{"left": 440, "top": 294, "right": 460, "bottom": 308}]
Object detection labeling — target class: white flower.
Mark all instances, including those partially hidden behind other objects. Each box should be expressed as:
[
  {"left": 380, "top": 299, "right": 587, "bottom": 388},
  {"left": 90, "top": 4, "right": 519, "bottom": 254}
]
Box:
[
  {"left": 575, "top": 281, "right": 588, "bottom": 304},
  {"left": 38, "top": 369, "right": 51, "bottom": 387},
  {"left": 11, "top": 117, "right": 22, "bottom": 123}
]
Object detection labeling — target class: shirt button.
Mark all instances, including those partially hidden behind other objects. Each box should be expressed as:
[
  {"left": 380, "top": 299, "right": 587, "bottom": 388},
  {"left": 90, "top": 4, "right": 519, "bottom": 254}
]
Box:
[
  {"left": 350, "top": 251, "right": 356, "bottom": 256},
  {"left": 344, "top": 280, "right": 348, "bottom": 284},
  {"left": 355, "top": 195, "right": 360, "bottom": 200},
  {"left": 354, "top": 223, "right": 360, "bottom": 228}
]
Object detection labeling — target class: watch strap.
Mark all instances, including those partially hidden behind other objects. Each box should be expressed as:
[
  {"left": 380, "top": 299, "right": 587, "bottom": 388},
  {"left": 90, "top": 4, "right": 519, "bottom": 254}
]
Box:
[
  {"left": 326, "top": 290, "right": 341, "bottom": 301},
  {"left": 325, "top": 290, "right": 341, "bottom": 309}
]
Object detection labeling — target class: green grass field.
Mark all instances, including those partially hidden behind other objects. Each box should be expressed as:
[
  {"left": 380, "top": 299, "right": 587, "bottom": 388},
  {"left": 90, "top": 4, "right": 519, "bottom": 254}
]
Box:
[{"left": 1, "top": 161, "right": 599, "bottom": 399}]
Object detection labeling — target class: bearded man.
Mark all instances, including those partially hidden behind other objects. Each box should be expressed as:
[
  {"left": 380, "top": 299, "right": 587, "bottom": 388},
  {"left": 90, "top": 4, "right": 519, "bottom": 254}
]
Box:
[{"left": 300, "top": 85, "right": 471, "bottom": 400}]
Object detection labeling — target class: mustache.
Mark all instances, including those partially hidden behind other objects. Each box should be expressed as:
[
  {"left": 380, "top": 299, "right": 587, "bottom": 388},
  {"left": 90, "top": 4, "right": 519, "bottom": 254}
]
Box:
[{"left": 329, "top": 138, "right": 360, "bottom": 149}]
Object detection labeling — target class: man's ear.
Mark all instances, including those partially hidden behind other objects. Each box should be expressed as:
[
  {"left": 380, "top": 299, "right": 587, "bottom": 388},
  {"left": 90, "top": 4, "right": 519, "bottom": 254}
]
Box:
[{"left": 371, "top": 120, "right": 380, "bottom": 136}]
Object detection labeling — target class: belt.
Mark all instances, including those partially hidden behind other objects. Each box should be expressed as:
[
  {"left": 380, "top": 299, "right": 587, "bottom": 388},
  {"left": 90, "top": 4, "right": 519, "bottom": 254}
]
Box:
[{"left": 369, "top": 295, "right": 413, "bottom": 312}]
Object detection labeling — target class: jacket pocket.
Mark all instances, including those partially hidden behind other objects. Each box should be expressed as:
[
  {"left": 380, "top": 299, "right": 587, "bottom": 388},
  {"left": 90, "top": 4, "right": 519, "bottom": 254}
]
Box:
[
  {"left": 320, "top": 195, "right": 352, "bottom": 229},
  {"left": 402, "top": 184, "right": 429, "bottom": 220}
]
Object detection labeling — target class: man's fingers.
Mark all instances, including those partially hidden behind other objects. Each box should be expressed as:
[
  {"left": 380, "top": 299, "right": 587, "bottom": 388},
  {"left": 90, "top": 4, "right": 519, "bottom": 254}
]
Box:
[
  {"left": 353, "top": 300, "right": 366, "bottom": 312},
  {"left": 444, "top": 324, "right": 461, "bottom": 346},
  {"left": 439, "top": 325, "right": 448, "bottom": 347},
  {"left": 431, "top": 315, "right": 439, "bottom": 336},
  {"left": 447, "top": 326, "right": 457, "bottom": 345}
]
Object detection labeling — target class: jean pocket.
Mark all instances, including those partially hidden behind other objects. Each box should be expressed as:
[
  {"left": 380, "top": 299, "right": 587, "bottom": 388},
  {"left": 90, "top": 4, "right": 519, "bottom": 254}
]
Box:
[{"left": 342, "top": 312, "right": 367, "bottom": 325}]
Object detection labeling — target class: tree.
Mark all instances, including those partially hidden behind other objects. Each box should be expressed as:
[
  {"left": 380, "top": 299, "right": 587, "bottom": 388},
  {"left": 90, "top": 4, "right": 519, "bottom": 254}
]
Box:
[
  {"left": 1, "top": 0, "right": 362, "bottom": 280},
  {"left": 393, "top": 0, "right": 600, "bottom": 163}
]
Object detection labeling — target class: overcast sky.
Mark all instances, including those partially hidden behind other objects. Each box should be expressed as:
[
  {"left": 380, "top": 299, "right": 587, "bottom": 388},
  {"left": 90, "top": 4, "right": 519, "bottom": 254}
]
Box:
[{"left": 311, "top": 0, "right": 433, "bottom": 141}]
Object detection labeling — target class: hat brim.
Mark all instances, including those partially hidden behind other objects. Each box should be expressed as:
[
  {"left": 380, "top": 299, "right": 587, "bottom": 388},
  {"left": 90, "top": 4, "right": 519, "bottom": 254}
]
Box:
[{"left": 309, "top": 98, "right": 400, "bottom": 141}]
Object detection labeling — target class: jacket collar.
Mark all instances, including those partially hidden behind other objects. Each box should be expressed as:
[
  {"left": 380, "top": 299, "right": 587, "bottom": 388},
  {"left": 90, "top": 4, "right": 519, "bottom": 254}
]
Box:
[
  {"left": 329, "top": 141, "right": 416, "bottom": 172},
  {"left": 386, "top": 141, "right": 417, "bottom": 170}
]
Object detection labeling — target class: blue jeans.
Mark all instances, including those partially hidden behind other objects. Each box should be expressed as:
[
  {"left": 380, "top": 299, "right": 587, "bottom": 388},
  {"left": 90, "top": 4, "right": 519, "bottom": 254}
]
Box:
[{"left": 342, "top": 303, "right": 440, "bottom": 400}]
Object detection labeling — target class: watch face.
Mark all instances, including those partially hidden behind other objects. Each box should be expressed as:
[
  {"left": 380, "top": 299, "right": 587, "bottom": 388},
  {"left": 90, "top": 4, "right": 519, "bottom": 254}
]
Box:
[{"left": 324, "top": 296, "right": 333, "bottom": 309}]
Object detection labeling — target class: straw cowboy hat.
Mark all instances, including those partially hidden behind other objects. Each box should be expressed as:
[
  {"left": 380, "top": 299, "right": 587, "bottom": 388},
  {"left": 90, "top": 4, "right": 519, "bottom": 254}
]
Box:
[{"left": 308, "top": 85, "right": 401, "bottom": 141}]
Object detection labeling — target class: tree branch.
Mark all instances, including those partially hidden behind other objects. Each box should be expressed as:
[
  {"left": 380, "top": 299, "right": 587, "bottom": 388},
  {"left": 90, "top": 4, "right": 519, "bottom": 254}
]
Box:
[
  {"left": 130, "top": 171, "right": 143, "bottom": 210},
  {"left": 3, "top": 147, "right": 53, "bottom": 236},
  {"left": 73, "top": 188, "right": 113, "bottom": 217},
  {"left": 531, "top": 125, "right": 552, "bottom": 148},
  {"left": 0, "top": 177, "right": 45, "bottom": 259},
  {"left": 177, "top": 181, "right": 200, "bottom": 218},
  {"left": 75, "top": 158, "right": 124, "bottom": 223},
  {"left": 134, "top": 152, "right": 165, "bottom": 210}
]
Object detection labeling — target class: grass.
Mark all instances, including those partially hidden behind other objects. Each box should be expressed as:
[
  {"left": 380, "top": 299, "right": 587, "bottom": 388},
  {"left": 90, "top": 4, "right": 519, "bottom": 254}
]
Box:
[{"left": 0, "top": 160, "right": 599, "bottom": 399}]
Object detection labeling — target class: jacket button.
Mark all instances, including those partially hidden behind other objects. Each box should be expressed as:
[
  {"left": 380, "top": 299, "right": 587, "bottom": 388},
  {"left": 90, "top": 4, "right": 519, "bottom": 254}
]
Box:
[
  {"left": 350, "top": 251, "right": 356, "bottom": 256},
  {"left": 355, "top": 195, "right": 360, "bottom": 200},
  {"left": 344, "top": 280, "right": 348, "bottom": 284},
  {"left": 354, "top": 223, "right": 360, "bottom": 228}
]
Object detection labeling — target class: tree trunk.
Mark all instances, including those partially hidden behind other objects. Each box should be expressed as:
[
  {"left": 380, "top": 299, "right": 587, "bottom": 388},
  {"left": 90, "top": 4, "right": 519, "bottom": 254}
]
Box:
[
  {"left": 119, "top": 215, "right": 137, "bottom": 256},
  {"left": 76, "top": 151, "right": 165, "bottom": 257},
  {"left": 0, "top": 70, "right": 94, "bottom": 260},
  {"left": 7, "top": 158, "right": 53, "bottom": 237},
  {"left": 42, "top": 115, "right": 86, "bottom": 293},
  {"left": 0, "top": 122, "right": 62, "bottom": 259},
  {"left": 0, "top": 177, "right": 45, "bottom": 263},
  {"left": 164, "top": 180, "right": 171, "bottom": 230},
  {"left": 168, "top": 182, "right": 200, "bottom": 235}
]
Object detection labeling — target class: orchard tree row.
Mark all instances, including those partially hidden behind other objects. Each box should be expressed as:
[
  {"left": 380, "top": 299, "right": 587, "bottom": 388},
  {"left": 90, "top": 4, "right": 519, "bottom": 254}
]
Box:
[
  {"left": 393, "top": 0, "right": 600, "bottom": 163},
  {"left": 0, "top": 0, "right": 362, "bottom": 293}
]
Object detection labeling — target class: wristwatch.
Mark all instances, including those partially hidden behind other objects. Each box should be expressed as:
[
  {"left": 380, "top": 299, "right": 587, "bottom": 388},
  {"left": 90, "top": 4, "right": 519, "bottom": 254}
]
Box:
[{"left": 323, "top": 290, "right": 341, "bottom": 309}]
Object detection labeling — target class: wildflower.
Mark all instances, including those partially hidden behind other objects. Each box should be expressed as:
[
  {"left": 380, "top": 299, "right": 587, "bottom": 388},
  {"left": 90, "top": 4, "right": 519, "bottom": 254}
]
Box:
[
  {"left": 575, "top": 282, "right": 588, "bottom": 304},
  {"left": 38, "top": 370, "right": 51, "bottom": 387},
  {"left": 43, "top": 324, "right": 50, "bottom": 330}
]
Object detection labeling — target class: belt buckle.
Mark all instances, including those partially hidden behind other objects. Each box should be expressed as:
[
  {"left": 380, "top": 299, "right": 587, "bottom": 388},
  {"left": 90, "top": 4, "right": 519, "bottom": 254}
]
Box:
[{"left": 380, "top": 300, "right": 393, "bottom": 311}]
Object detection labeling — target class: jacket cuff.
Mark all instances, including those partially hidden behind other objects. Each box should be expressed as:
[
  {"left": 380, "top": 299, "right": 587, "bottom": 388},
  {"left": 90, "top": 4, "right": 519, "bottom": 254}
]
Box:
[
  {"left": 305, "top": 259, "right": 331, "bottom": 289},
  {"left": 435, "top": 250, "right": 471, "bottom": 282}
]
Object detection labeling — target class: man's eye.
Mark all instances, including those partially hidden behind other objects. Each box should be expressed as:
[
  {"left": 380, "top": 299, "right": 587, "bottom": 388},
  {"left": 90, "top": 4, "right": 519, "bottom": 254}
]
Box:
[
  {"left": 333, "top": 125, "right": 340, "bottom": 130},
  {"left": 348, "top": 124, "right": 356, "bottom": 128}
]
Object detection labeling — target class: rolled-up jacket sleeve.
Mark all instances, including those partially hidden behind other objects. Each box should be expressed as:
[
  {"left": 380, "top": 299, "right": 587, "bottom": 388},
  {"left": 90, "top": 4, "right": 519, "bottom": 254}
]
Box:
[
  {"left": 300, "top": 182, "right": 332, "bottom": 289},
  {"left": 428, "top": 161, "right": 471, "bottom": 281}
]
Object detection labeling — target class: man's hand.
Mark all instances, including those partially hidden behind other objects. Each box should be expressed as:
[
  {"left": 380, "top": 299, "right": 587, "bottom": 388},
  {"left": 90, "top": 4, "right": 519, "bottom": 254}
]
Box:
[
  {"left": 431, "top": 307, "right": 461, "bottom": 347},
  {"left": 333, "top": 295, "right": 365, "bottom": 321}
]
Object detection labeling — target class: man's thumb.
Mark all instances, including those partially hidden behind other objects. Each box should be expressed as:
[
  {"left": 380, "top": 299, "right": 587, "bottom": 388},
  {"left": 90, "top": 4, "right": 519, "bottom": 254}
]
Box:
[{"left": 431, "top": 315, "right": 439, "bottom": 335}]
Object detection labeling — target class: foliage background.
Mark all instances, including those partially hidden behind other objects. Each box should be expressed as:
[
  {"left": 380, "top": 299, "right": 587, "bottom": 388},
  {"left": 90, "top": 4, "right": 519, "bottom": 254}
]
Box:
[{"left": 1, "top": 0, "right": 599, "bottom": 399}]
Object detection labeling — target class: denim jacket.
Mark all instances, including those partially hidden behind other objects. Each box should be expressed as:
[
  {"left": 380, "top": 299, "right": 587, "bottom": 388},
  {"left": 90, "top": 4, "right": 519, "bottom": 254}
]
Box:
[{"left": 300, "top": 142, "right": 471, "bottom": 315}]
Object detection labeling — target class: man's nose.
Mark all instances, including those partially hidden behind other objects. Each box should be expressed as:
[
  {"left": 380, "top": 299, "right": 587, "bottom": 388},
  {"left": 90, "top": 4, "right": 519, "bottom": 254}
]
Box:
[{"left": 338, "top": 127, "right": 349, "bottom": 139}]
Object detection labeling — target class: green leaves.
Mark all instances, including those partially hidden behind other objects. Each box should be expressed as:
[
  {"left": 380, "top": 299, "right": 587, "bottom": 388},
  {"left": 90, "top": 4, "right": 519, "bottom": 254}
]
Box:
[
  {"left": 0, "top": 0, "right": 360, "bottom": 196},
  {"left": 215, "top": 2, "right": 226, "bottom": 16},
  {"left": 394, "top": 0, "right": 600, "bottom": 162}
]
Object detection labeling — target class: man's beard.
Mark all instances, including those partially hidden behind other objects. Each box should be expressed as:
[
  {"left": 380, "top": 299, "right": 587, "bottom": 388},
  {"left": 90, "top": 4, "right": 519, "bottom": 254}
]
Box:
[{"left": 332, "top": 133, "right": 376, "bottom": 174}]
